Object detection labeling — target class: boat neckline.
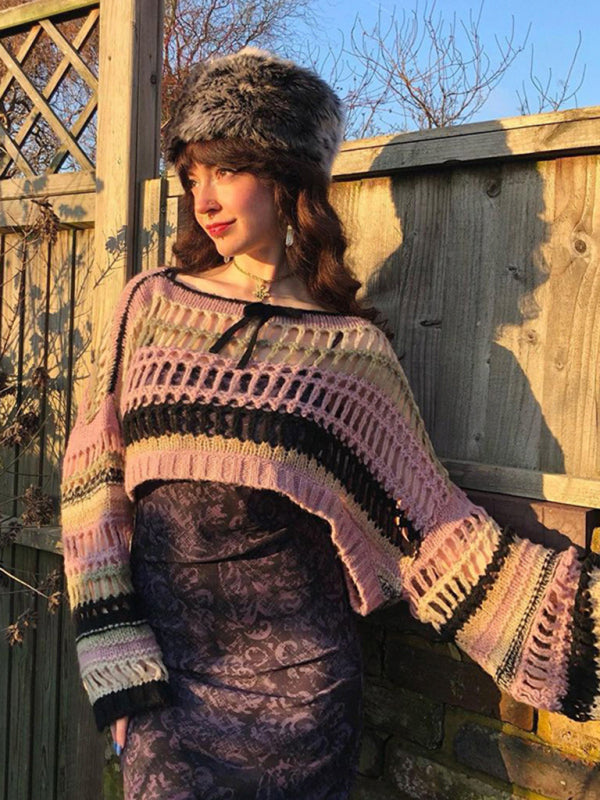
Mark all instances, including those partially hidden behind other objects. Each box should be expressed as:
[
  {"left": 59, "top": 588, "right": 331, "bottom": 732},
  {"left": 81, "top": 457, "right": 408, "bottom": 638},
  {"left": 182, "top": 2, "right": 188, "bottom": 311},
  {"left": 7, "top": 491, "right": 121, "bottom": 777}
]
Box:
[{"left": 162, "top": 267, "right": 347, "bottom": 316}]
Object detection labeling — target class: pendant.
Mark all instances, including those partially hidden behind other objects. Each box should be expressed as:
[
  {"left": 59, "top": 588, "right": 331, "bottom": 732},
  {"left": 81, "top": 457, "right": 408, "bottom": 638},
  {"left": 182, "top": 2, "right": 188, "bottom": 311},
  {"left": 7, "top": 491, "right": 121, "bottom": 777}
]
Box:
[{"left": 254, "top": 282, "right": 270, "bottom": 301}]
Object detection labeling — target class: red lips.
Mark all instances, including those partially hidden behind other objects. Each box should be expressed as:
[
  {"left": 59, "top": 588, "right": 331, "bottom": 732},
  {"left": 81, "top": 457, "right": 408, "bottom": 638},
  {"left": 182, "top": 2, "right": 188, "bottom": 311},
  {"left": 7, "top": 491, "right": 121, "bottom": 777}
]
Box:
[{"left": 206, "top": 221, "right": 234, "bottom": 236}]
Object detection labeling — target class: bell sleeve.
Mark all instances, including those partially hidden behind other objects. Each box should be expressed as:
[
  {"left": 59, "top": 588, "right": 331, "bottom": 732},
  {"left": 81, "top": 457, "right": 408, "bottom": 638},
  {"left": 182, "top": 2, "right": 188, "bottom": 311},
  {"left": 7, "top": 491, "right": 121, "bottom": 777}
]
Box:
[
  {"left": 373, "top": 333, "right": 597, "bottom": 722},
  {"left": 60, "top": 277, "right": 171, "bottom": 732}
]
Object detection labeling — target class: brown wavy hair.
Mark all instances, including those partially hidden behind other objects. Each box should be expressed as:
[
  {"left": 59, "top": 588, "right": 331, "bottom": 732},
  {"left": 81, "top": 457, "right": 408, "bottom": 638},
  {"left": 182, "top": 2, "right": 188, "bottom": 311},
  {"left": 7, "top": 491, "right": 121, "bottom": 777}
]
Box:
[{"left": 170, "top": 139, "right": 393, "bottom": 339}]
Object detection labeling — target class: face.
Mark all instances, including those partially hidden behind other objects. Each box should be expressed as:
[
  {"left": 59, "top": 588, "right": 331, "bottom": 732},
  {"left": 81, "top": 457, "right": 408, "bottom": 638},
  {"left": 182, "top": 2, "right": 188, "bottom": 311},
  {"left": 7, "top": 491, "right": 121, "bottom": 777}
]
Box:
[{"left": 188, "top": 162, "right": 283, "bottom": 262}]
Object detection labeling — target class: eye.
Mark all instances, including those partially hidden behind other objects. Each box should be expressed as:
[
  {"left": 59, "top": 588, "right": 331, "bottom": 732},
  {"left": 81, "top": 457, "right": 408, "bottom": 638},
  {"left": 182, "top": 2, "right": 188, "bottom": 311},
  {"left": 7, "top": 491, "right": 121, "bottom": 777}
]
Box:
[{"left": 215, "top": 166, "right": 237, "bottom": 178}]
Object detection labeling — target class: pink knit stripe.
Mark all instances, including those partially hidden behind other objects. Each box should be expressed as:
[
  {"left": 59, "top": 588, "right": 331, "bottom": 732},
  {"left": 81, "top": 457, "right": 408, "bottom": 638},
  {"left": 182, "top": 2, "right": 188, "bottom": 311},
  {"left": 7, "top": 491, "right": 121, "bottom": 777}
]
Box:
[
  {"left": 401, "top": 486, "right": 493, "bottom": 588},
  {"left": 455, "top": 538, "right": 561, "bottom": 670},
  {"left": 509, "top": 546, "right": 581, "bottom": 710},
  {"left": 62, "top": 394, "right": 124, "bottom": 478},
  {"left": 62, "top": 542, "right": 129, "bottom": 576},
  {"left": 125, "top": 447, "right": 385, "bottom": 615},
  {"left": 61, "top": 511, "right": 133, "bottom": 553},
  {"left": 402, "top": 515, "right": 502, "bottom": 628}
]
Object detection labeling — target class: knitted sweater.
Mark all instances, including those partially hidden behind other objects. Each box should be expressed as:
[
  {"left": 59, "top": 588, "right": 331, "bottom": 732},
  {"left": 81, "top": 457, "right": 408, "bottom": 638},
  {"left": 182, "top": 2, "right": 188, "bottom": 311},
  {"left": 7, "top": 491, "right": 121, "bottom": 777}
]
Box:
[{"left": 61, "top": 265, "right": 597, "bottom": 732}]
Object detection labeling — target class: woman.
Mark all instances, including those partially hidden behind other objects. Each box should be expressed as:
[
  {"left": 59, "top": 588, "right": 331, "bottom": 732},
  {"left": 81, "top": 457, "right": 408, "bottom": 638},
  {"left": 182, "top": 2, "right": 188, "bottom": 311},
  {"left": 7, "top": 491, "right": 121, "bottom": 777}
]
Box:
[{"left": 60, "top": 49, "right": 598, "bottom": 799}]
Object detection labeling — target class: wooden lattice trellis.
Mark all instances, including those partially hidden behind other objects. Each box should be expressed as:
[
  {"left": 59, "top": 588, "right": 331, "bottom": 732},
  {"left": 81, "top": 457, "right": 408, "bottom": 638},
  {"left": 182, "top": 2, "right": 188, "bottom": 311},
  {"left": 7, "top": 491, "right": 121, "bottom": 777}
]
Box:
[{"left": 0, "top": 0, "right": 99, "bottom": 179}]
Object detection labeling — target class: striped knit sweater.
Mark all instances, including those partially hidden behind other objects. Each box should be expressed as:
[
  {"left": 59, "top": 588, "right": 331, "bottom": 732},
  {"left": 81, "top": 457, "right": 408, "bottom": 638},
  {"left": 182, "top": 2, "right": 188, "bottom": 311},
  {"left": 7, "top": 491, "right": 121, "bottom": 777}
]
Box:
[{"left": 61, "top": 265, "right": 597, "bottom": 732}]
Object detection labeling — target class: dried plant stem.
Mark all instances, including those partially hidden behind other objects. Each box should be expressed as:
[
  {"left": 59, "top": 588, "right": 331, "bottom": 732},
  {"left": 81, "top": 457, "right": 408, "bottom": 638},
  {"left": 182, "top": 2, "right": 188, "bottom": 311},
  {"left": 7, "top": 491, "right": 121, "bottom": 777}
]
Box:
[{"left": 0, "top": 564, "right": 52, "bottom": 600}]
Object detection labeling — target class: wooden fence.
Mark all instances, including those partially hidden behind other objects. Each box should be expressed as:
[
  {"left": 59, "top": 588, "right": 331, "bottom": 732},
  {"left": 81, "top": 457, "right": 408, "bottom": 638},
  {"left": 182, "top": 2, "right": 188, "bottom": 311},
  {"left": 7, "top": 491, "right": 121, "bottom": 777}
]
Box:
[{"left": 0, "top": 0, "right": 599, "bottom": 797}]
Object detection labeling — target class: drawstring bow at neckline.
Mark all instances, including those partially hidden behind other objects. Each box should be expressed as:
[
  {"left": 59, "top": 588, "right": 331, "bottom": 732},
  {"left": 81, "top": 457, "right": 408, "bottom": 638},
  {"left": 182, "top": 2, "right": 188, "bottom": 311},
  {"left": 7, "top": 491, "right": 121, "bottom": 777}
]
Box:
[{"left": 208, "top": 301, "right": 304, "bottom": 368}]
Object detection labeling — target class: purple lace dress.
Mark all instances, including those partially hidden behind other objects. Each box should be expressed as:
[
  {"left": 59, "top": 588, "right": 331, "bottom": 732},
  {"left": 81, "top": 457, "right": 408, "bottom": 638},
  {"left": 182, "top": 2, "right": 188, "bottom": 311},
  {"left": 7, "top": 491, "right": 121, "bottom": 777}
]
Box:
[{"left": 121, "top": 479, "right": 363, "bottom": 799}]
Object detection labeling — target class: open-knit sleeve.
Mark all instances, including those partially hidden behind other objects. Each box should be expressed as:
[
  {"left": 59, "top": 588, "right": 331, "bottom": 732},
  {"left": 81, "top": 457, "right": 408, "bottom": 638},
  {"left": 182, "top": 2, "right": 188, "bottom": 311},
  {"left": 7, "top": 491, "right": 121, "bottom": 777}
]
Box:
[
  {"left": 380, "top": 335, "right": 594, "bottom": 722},
  {"left": 358, "top": 334, "right": 600, "bottom": 720},
  {"left": 60, "top": 276, "right": 171, "bottom": 732}
]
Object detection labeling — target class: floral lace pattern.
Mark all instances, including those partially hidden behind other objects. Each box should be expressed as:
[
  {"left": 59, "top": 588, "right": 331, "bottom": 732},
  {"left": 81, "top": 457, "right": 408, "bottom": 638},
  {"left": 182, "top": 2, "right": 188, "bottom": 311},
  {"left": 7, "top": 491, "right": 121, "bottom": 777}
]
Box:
[{"left": 121, "top": 479, "right": 363, "bottom": 799}]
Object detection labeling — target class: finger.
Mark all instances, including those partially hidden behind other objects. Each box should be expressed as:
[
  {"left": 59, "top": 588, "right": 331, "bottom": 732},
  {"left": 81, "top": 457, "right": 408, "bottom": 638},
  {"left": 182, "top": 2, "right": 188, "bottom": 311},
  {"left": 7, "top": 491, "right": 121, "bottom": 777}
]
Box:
[{"left": 116, "top": 716, "right": 129, "bottom": 748}]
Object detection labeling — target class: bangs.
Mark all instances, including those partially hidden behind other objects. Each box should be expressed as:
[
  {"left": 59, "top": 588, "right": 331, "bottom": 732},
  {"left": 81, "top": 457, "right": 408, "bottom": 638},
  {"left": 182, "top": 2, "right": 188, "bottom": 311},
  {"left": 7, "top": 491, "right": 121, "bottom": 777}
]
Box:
[{"left": 174, "top": 139, "right": 275, "bottom": 184}]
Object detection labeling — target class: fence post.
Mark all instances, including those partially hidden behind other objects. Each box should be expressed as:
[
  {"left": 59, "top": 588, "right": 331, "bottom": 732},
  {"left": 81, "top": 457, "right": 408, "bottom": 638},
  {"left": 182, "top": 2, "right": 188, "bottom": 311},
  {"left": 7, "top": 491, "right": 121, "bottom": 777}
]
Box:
[{"left": 93, "top": 0, "right": 164, "bottom": 354}]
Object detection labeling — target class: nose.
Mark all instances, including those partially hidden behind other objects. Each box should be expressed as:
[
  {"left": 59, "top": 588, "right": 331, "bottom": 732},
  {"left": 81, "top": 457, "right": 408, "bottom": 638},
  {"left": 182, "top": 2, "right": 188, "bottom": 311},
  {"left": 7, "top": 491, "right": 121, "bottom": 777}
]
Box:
[{"left": 192, "top": 182, "right": 220, "bottom": 217}]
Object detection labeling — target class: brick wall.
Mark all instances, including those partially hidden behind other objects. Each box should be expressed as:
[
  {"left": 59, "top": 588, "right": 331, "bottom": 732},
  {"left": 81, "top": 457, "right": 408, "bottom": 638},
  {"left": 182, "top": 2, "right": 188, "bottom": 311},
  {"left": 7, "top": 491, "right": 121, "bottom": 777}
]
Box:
[{"left": 351, "top": 493, "right": 600, "bottom": 800}]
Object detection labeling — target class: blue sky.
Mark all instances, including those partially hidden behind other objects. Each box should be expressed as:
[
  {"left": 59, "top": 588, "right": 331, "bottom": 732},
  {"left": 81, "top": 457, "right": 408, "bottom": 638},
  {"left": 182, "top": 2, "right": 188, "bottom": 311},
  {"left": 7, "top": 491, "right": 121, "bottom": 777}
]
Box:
[{"left": 304, "top": 0, "right": 599, "bottom": 128}]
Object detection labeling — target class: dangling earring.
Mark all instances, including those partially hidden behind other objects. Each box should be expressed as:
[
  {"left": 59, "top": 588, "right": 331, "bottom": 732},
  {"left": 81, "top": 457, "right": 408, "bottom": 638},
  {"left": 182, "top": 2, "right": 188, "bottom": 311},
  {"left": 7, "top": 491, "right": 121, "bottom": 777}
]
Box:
[
  {"left": 285, "top": 224, "right": 294, "bottom": 247},
  {"left": 223, "top": 256, "right": 231, "bottom": 263}
]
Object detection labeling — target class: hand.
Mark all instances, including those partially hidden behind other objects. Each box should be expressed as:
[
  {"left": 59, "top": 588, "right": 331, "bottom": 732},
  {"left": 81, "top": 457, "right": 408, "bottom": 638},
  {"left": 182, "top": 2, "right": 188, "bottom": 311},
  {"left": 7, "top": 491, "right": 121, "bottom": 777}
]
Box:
[{"left": 110, "top": 715, "right": 130, "bottom": 756}]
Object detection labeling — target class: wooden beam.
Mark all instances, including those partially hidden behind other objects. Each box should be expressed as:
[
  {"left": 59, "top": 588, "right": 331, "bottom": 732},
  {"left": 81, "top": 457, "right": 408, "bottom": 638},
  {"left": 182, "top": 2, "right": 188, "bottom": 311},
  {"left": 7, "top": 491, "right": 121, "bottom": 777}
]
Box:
[
  {"left": 93, "top": 0, "right": 163, "bottom": 353},
  {"left": 0, "top": 0, "right": 98, "bottom": 32},
  {"left": 12, "top": 525, "right": 62, "bottom": 555},
  {"left": 332, "top": 106, "right": 600, "bottom": 179},
  {"left": 0, "top": 170, "right": 95, "bottom": 199},
  {"left": 0, "top": 192, "right": 94, "bottom": 228},
  {"left": 444, "top": 459, "right": 600, "bottom": 509}
]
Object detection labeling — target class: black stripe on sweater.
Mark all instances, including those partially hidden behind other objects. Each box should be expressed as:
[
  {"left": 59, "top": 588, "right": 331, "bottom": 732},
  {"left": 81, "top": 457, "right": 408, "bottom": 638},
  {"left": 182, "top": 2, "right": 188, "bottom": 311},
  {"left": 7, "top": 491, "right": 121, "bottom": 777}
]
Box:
[
  {"left": 494, "top": 549, "right": 559, "bottom": 688},
  {"left": 122, "top": 399, "right": 420, "bottom": 553},
  {"left": 562, "top": 551, "right": 600, "bottom": 721},
  {"left": 108, "top": 270, "right": 163, "bottom": 396},
  {"left": 436, "top": 526, "right": 514, "bottom": 642},
  {"left": 61, "top": 466, "right": 124, "bottom": 505},
  {"left": 73, "top": 593, "right": 146, "bottom": 639}
]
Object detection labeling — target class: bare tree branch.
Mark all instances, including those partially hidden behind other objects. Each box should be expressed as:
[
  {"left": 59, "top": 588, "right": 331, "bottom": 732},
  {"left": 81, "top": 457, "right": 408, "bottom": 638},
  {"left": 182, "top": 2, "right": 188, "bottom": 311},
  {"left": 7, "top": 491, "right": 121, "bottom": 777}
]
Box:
[
  {"left": 517, "top": 31, "right": 586, "bottom": 115},
  {"left": 339, "top": 0, "right": 528, "bottom": 135}
]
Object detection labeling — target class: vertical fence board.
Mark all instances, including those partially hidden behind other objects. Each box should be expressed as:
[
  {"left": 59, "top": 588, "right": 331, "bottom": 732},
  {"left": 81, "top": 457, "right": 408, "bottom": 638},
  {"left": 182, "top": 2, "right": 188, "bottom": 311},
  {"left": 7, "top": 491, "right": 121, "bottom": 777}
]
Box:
[
  {"left": 68, "top": 228, "right": 95, "bottom": 419},
  {"left": 163, "top": 193, "right": 180, "bottom": 267},
  {"left": 138, "top": 176, "right": 166, "bottom": 272},
  {"left": 0, "top": 226, "right": 12, "bottom": 800},
  {"left": 54, "top": 225, "right": 105, "bottom": 800},
  {"left": 17, "top": 228, "right": 47, "bottom": 508},
  {"left": 0, "top": 544, "right": 15, "bottom": 800},
  {"left": 1, "top": 232, "right": 24, "bottom": 520},
  {"left": 485, "top": 161, "right": 558, "bottom": 475},
  {"left": 436, "top": 165, "right": 502, "bottom": 464},
  {"left": 44, "top": 228, "right": 74, "bottom": 511},
  {"left": 30, "top": 549, "right": 61, "bottom": 800},
  {"left": 6, "top": 544, "right": 37, "bottom": 800},
  {"left": 541, "top": 155, "right": 600, "bottom": 478},
  {"left": 57, "top": 584, "right": 104, "bottom": 800}
]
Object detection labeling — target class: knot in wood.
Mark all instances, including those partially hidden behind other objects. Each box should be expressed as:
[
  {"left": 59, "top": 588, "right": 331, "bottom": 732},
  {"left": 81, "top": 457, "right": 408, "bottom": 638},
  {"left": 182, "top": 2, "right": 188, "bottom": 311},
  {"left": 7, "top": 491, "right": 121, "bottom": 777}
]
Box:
[{"left": 486, "top": 180, "right": 501, "bottom": 198}]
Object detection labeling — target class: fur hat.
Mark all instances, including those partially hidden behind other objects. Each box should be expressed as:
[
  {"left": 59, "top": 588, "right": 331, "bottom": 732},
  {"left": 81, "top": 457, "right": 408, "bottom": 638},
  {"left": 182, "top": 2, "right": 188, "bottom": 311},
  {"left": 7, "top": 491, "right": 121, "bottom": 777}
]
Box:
[{"left": 164, "top": 48, "right": 344, "bottom": 175}]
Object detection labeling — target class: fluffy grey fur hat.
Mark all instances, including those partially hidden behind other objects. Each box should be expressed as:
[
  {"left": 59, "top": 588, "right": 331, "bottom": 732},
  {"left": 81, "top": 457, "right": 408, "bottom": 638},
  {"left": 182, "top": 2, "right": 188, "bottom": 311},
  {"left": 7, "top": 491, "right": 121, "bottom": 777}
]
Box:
[{"left": 164, "top": 48, "right": 344, "bottom": 175}]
